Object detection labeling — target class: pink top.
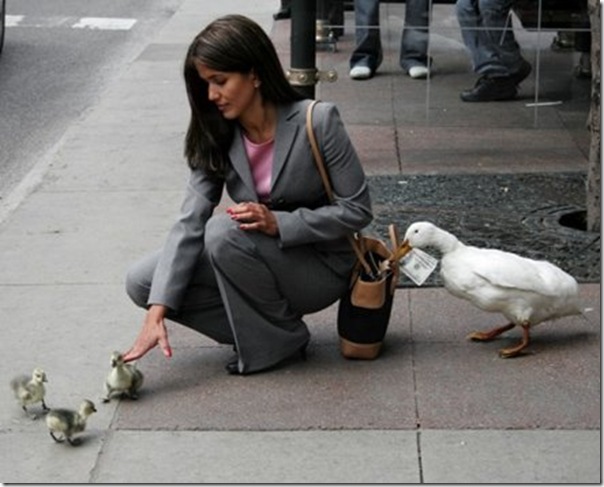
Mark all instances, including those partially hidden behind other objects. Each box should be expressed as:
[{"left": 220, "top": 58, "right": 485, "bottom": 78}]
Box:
[{"left": 243, "top": 134, "right": 274, "bottom": 203}]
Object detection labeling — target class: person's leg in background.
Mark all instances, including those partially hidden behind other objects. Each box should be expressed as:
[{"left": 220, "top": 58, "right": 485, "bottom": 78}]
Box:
[
  {"left": 320, "top": 0, "right": 345, "bottom": 39},
  {"left": 273, "top": 0, "right": 291, "bottom": 20},
  {"left": 456, "top": 0, "right": 530, "bottom": 101},
  {"left": 573, "top": 5, "right": 591, "bottom": 79},
  {"left": 349, "top": 0, "right": 383, "bottom": 79},
  {"left": 574, "top": 29, "right": 592, "bottom": 78},
  {"left": 400, "top": 0, "right": 432, "bottom": 79}
]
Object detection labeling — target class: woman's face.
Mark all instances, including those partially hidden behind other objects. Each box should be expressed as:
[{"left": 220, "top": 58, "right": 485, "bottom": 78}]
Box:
[{"left": 195, "top": 61, "right": 259, "bottom": 120}]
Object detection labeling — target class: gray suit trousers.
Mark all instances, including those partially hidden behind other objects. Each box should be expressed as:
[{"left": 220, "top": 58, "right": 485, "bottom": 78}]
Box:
[{"left": 126, "top": 214, "right": 354, "bottom": 373}]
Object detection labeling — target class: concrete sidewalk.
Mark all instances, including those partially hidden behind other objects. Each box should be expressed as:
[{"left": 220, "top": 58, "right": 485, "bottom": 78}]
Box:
[{"left": 0, "top": 0, "right": 600, "bottom": 483}]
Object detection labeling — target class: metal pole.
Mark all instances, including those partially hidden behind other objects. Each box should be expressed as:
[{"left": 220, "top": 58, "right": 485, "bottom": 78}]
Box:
[{"left": 289, "top": 0, "right": 317, "bottom": 98}]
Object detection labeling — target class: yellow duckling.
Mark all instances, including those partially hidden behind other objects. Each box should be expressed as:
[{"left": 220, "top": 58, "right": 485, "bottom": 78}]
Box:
[
  {"left": 46, "top": 399, "right": 97, "bottom": 446},
  {"left": 10, "top": 367, "right": 49, "bottom": 419},
  {"left": 397, "top": 221, "right": 582, "bottom": 358},
  {"left": 102, "top": 351, "right": 144, "bottom": 402}
]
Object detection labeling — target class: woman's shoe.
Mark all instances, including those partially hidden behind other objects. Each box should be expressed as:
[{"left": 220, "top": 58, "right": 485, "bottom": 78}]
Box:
[
  {"left": 225, "top": 341, "right": 309, "bottom": 375},
  {"left": 225, "top": 358, "right": 240, "bottom": 375}
]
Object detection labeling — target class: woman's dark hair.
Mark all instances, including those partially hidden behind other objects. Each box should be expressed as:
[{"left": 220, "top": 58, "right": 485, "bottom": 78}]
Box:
[{"left": 183, "top": 14, "right": 305, "bottom": 175}]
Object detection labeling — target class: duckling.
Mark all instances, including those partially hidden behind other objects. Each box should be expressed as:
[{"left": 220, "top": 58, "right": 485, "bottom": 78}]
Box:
[
  {"left": 46, "top": 399, "right": 97, "bottom": 446},
  {"left": 397, "top": 221, "right": 582, "bottom": 358},
  {"left": 10, "top": 368, "right": 49, "bottom": 419},
  {"left": 102, "top": 351, "right": 144, "bottom": 402}
]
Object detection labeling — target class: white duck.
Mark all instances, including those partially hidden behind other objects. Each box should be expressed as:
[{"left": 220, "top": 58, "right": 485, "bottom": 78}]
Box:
[
  {"left": 46, "top": 399, "right": 97, "bottom": 446},
  {"left": 102, "top": 351, "right": 144, "bottom": 402},
  {"left": 396, "top": 221, "right": 582, "bottom": 358},
  {"left": 10, "top": 368, "right": 49, "bottom": 418}
]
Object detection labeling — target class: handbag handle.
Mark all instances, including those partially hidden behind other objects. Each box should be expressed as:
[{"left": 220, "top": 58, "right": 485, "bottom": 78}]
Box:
[{"left": 305, "top": 100, "right": 376, "bottom": 277}]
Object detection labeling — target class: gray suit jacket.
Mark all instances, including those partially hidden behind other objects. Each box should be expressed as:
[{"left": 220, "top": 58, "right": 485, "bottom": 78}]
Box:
[{"left": 148, "top": 99, "right": 373, "bottom": 310}]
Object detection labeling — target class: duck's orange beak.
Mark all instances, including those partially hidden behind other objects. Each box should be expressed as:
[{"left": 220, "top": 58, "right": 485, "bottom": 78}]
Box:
[{"left": 393, "top": 240, "right": 412, "bottom": 261}]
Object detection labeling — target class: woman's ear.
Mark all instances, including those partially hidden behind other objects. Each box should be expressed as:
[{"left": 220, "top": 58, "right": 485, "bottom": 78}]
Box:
[{"left": 250, "top": 69, "right": 261, "bottom": 88}]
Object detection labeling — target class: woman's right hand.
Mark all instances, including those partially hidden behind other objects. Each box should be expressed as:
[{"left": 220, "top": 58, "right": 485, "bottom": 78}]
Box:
[
  {"left": 227, "top": 202, "right": 279, "bottom": 236},
  {"left": 122, "top": 304, "right": 173, "bottom": 362}
]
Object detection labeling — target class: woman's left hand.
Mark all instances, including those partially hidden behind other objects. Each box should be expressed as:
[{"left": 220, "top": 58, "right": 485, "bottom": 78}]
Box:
[{"left": 227, "top": 202, "right": 278, "bottom": 236}]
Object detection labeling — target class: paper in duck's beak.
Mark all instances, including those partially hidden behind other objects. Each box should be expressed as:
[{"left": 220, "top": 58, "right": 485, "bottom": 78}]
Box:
[{"left": 393, "top": 240, "right": 412, "bottom": 261}]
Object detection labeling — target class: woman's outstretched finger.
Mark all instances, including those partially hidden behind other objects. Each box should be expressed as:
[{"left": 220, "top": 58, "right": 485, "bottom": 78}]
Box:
[{"left": 158, "top": 334, "right": 173, "bottom": 358}]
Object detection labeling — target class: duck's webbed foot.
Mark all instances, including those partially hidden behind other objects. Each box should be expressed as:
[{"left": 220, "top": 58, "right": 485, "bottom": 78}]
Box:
[
  {"left": 101, "top": 389, "right": 113, "bottom": 403},
  {"left": 499, "top": 322, "right": 531, "bottom": 358},
  {"left": 23, "top": 405, "right": 38, "bottom": 420},
  {"left": 467, "top": 323, "right": 515, "bottom": 342},
  {"left": 41, "top": 400, "right": 50, "bottom": 411},
  {"left": 67, "top": 437, "right": 82, "bottom": 446},
  {"left": 50, "top": 432, "right": 65, "bottom": 443}
]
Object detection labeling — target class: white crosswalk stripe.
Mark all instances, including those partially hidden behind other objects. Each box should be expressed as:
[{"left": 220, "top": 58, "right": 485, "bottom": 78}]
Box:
[
  {"left": 6, "top": 15, "right": 24, "bottom": 27},
  {"left": 72, "top": 17, "right": 137, "bottom": 30},
  {"left": 6, "top": 15, "right": 137, "bottom": 30}
]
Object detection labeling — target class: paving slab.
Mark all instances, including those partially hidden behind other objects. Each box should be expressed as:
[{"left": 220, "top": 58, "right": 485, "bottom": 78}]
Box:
[
  {"left": 392, "top": 126, "right": 588, "bottom": 173},
  {"left": 0, "top": 190, "right": 179, "bottom": 284},
  {"left": 420, "top": 429, "right": 601, "bottom": 484},
  {"left": 91, "top": 429, "right": 420, "bottom": 484},
  {"left": 413, "top": 341, "right": 600, "bottom": 429},
  {"left": 408, "top": 285, "right": 600, "bottom": 429},
  {"left": 0, "top": 430, "right": 107, "bottom": 484},
  {"left": 44, "top": 130, "right": 187, "bottom": 192},
  {"left": 345, "top": 125, "right": 400, "bottom": 175}
]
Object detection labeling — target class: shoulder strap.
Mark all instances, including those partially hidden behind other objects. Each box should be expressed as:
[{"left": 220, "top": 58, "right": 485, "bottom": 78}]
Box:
[
  {"left": 306, "top": 100, "right": 334, "bottom": 202},
  {"left": 306, "top": 100, "right": 377, "bottom": 277}
]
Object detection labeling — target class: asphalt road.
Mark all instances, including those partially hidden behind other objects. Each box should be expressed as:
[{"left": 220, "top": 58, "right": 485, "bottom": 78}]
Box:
[{"left": 0, "top": 0, "right": 183, "bottom": 201}]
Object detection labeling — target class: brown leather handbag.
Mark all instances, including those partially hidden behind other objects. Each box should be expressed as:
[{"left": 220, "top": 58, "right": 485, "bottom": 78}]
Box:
[{"left": 306, "top": 100, "right": 401, "bottom": 360}]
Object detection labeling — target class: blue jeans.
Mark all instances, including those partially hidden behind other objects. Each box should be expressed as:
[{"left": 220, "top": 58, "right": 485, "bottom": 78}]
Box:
[
  {"left": 456, "top": 0, "right": 525, "bottom": 77},
  {"left": 350, "top": 0, "right": 431, "bottom": 72}
]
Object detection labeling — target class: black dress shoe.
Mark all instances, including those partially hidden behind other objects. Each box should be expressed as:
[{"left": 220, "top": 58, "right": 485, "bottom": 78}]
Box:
[
  {"left": 510, "top": 59, "right": 532, "bottom": 86},
  {"left": 273, "top": 7, "right": 291, "bottom": 20},
  {"left": 460, "top": 76, "right": 517, "bottom": 102}
]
